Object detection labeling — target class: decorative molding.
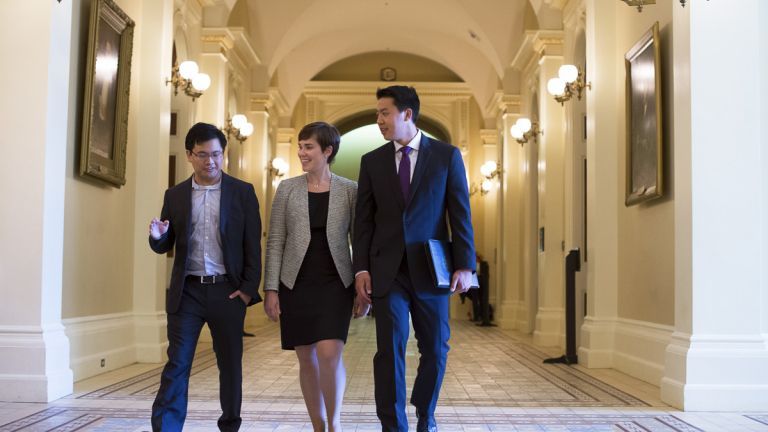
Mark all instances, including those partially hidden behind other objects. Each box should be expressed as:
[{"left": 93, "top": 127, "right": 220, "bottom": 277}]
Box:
[
  {"left": 277, "top": 128, "right": 295, "bottom": 145},
  {"left": 250, "top": 92, "right": 273, "bottom": 113},
  {"left": 533, "top": 306, "right": 565, "bottom": 347},
  {"left": 662, "top": 331, "right": 768, "bottom": 410},
  {"left": 200, "top": 27, "right": 234, "bottom": 59},
  {"left": 612, "top": 318, "right": 673, "bottom": 386},
  {"left": 63, "top": 313, "right": 137, "bottom": 381},
  {"left": 268, "top": 87, "right": 290, "bottom": 117},
  {"left": 0, "top": 323, "right": 73, "bottom": 402},
  {"left": 485, "top": 92, "right": 521, "bottom": 119},
  {"left": 511, "top": 30, "right": 564, "bottom": 72}
]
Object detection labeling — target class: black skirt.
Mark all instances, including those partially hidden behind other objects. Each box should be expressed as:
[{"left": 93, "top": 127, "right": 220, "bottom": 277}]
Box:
[{"left": 278, "top": 192, "right": 354, "bottom": 350}]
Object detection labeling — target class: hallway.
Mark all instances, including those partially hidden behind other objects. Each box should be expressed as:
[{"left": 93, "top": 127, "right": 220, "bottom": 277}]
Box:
[{"left": 1, "top": 319, "right": 765, "bottom": 431}]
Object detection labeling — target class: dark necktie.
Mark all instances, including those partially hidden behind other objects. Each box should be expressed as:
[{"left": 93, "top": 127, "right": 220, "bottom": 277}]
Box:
[{"left": 398, "top": 146, "right": 412, "bottom": 201}]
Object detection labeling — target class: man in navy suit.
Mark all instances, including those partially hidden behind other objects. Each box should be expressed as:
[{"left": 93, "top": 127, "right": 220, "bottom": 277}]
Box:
[
  {"left": 148, "top": 122, "right": 262, "bottom": 431},
  {"left": 354, "top": 86, "right": 476, "bottom": 432}
]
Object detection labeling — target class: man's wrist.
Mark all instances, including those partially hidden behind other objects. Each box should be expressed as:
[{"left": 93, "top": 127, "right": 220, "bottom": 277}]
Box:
[{"left": 355, "top": 270, "right": 369, "bottom": 278}]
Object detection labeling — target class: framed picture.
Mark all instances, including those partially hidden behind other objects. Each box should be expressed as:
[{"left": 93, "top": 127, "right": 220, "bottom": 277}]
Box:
[
  {"left": 624, "top": 22, "right": 663, "bottom": 206},
  {"left": 79, "top": 0, "right": 134, "bottom": 187}
]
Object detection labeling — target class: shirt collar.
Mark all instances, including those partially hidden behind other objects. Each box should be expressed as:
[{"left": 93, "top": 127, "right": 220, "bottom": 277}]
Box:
[
  {"left": 191, "top": 177, "right": 222, "bottom": 190},
  {"left": 394, "top": 130, "right": 422, "bottom": 152}
]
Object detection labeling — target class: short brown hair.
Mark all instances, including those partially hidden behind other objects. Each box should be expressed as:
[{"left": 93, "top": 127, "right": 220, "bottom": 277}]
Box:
[{"left": 298, "top": 122, "right": 341, "bottom": 164}]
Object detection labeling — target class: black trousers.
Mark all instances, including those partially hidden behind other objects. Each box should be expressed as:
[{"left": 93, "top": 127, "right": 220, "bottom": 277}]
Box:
[
  {"left": 151, "top": 278, "right": 247, "bottom": 432},
  {"left": 373, "top": 266, "right": 450, "bottom": 432}
]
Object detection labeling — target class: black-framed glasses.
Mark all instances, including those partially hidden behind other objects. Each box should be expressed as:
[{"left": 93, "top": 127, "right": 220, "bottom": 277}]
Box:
[{"left": 190, "top": 150, "right": 223, "bottom": 160}]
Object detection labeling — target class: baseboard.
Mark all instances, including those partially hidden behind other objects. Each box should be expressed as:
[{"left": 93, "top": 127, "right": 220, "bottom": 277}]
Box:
[
  {"left": 0, "top": 323, "right": 73, "bottom": 402},
  {"left": 662, "top": 331, "right": 768, "bottom": 410},
  {"left": 533, "top": 307, "right": 564, "bottom": 347},
  {"left": 579, "top": 316, "right": 672, "bottom": 387},
  {"left": 134, "top": 312, "right": 168, "bottom": 363},
  {"left": 612, "top": 318, "right": 672, "bottom": 386},
  {"left": 497, "top": 300, "right": 523, "bottom": 330},
  {"left": 63, "top": 313, "right": 137, "bottom": 381}
]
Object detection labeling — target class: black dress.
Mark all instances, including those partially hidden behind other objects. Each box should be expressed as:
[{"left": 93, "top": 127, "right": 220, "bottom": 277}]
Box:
[{"left": 278, "top": 191, "right": 354, "bottom": 350}]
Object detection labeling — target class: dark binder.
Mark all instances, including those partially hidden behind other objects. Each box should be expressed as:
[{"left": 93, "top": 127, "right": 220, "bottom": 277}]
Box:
[{"left": 424, "top": 239, "right": 479, "bottom": 289}]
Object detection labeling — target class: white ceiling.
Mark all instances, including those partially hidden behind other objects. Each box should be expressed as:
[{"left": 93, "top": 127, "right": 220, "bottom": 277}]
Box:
[{"left": 224, "top": 0, "right": 564, "bottom": 115}]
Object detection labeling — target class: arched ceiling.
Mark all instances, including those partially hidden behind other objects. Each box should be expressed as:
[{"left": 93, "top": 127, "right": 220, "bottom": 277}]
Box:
[{"left": 223, "top": 0, "right": 563, "bottom": 115}]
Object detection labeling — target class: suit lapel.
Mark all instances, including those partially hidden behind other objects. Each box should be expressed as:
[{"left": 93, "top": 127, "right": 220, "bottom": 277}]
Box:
[
  {"left": 385, "top": 142, "right": 406, "bottom": 210},
  {"left": 408, "top": 134, "right": 432, "bottom": 206},
  {"left": 219, "top": 173, "right": 232, "bottom": 237}
]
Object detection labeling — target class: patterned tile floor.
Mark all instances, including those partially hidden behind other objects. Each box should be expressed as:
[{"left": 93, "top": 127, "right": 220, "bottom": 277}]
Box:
[{"left": 0, "top": 318, "right": 766, "bottom": 431}]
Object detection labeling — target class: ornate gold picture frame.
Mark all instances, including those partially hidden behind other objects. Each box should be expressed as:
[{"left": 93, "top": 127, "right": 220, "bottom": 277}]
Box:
[
  {"left": 79, "top": 0, "right": 134, "bottom": 187},
  {"left": 625, "top": 22, "right": 663, "bottom": 206}
]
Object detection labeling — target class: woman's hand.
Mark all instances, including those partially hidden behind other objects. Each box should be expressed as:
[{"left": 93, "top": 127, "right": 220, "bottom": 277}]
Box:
[{"left": 264, "top": 291, "right": 280, "bottom": 322}]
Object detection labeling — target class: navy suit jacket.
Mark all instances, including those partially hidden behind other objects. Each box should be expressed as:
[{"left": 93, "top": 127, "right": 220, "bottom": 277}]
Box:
[
  {"left": 149, "top": 173, "right": 263, "bottom": 313},
  {"left": 353, "top": 134, "right": 476, "bottom": 296}
]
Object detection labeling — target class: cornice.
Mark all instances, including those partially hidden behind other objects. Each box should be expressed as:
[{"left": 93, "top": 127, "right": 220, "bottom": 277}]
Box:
[
  {"left": 277, "top": 128, "right": 295, "bottom": 144},
  {"left": 480, "top": 129, "right": 498, "bottom": 146},
  {"left": 250, "top": 92, "right": 273, "bottom": 112},
  {"left": 511, "top": 30, "right": 565, "bottom": 72},
  {"left": 268, "top": 87, "right": 290, "bottom": 117},
  {"left": 201, "top": 27, "right": 235, "bottom": 56},
  {"left": 228, "top": 27, "right": 261, "bottom": 66},
  {"left": 302, "top": 81, "right": 473, "bottom": 99}
]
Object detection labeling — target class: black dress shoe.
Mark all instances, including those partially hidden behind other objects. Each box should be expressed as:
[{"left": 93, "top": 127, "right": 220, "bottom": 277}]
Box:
[{"left": 416, "top": 414, "right": 437, "bottom": 432}]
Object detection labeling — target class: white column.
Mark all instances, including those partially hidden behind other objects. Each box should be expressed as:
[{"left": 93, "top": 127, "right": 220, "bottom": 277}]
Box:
[
  {"left": 239, "top": 95, "right": 273, "bottom": 328},
  {"left": 131, "top": 0, "right": 174, "bottom": 363},
  {"left": 198, "top": 29, "right": 233, "bottom": 126},
  {"left": 0, "top": 1, "right": 73, "bottom": 401},
  {"left": 579, "top": 0, "right": 619, "bottom": 367},
  {"left": 497, "top": 109, "right": 526, "bottom": 330},
  {"left": 480, "top": 133, "right": 499, "bottom": 317},
  {"left": 661, "top": 0, "right": 768, "bottom": 411},
  {"left": 533, "top": 49, "right": 567, "bottom": 348}
]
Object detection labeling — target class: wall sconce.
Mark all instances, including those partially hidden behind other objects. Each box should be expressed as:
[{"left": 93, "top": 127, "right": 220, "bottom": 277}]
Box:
[
  {"left": 270, "top": 157, "right": 289, "bottom": 181},
  {"left": 476, "top": 160, "right": 501, "bottom": 196},
  {"left": 165, "top": 60, "right": 211, "bottom": 101},
  {"left": 510, "top": 118, "right": 542, "bottom": 145},
  {"left": 620, "top": 0, "right": 655, "bottom": 11},
  {"left": 620, "top": 0, "right": 703, "bottom": 11},
  {"left": 480, "top": 160, "right": 500, "bottom": 180},
  {"left": 547, "top": 65, "right": 591, "bottom": 105},
  {"left": 221, "top": 114, "right": 253, "bottom": 143}
]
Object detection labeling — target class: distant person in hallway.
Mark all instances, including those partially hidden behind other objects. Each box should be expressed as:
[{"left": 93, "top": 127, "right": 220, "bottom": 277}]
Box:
[
  {"left": 354, "top": 86, "right": 476, "bottom": 432},
  {"left": 148, "top": 122, "right": 262, "bottom": 432},
  {"left": 263, "top": 122, "right": 368, "bottom": 432}
]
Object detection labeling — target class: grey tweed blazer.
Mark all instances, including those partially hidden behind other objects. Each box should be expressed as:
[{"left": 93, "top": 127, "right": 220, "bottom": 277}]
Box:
[{"left": 264, "top": 173, "right": 357, "bottom": 291}]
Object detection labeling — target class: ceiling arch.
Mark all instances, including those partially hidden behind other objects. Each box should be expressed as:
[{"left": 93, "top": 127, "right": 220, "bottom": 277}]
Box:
[{"left": 227, "top": 0, "right": 560, "bottom": 114}]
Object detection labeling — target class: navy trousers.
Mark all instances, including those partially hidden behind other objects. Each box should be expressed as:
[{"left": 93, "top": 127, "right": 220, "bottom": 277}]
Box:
[
  {"left": 151, "top": 278, "right": 246, "bottom": 432},
  {"left": 373, "top": 265, "right": 450, "bottom": 432}
]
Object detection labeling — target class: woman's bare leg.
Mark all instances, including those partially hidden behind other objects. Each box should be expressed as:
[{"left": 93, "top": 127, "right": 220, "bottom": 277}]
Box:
[
  {"left": 295, "top": 344, "right": 327, "bottom": 432},
  {"left": 316, "top": 339, "right": 346, "bottom": 432}
]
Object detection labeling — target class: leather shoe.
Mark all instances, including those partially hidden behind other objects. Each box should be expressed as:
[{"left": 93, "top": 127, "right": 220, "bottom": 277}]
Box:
[{"left": 416, "top": 413, "right": 437, "bottom": 432}]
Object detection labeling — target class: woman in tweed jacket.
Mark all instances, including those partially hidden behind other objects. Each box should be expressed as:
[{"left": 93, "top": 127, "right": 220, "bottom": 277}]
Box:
[{"left": 263, "top": 122, "right": 365, "bottom": 432}]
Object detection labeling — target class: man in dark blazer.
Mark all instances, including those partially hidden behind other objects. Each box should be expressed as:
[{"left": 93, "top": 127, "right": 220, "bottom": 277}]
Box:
[
  {"left": 354, "top": 86, "right": 476, "bottom": 432},
  {"left": 148, "top": 122, "right": 262, "bottom": 432}
]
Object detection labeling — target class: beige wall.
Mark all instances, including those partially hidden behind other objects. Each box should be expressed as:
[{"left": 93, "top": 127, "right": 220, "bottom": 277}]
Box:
[
  {"left": 614, "top": 4, "right": 675, "bottom": 326},
  {"left": 62, "top": 0, "right": 138, "bottom": 319}
]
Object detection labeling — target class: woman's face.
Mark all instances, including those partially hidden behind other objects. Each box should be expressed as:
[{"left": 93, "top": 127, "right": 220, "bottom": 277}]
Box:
[{"left": 297, "top": 135, "right": 332, "bottom": 173}]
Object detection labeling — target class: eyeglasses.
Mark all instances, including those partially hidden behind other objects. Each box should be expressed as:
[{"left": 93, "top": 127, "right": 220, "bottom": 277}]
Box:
[{"left": 190, "top": 150, "right": 223, "bottom": 160}]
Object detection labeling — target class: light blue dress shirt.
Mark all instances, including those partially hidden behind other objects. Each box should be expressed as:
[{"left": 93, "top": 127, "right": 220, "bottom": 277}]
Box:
[{"left": 186, "top": 178, "right": 226, "bottom": 276}]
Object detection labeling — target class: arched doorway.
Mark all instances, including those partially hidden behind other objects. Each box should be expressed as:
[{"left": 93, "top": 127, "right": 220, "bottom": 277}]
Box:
[{"left": 331, "top": 112, "right": 449, "bottom": 182}]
